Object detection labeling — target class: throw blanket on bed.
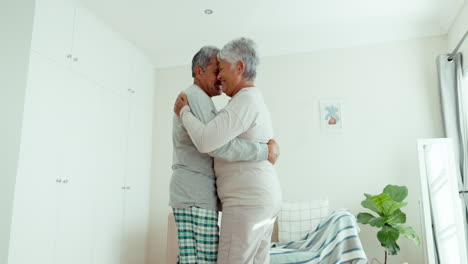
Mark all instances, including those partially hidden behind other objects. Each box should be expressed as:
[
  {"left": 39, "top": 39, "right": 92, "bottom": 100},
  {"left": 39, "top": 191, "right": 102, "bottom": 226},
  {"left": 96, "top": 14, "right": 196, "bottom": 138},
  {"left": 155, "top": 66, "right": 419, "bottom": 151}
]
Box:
[{"left": 270, "top": 210, "right": 368, "bottom": 264}]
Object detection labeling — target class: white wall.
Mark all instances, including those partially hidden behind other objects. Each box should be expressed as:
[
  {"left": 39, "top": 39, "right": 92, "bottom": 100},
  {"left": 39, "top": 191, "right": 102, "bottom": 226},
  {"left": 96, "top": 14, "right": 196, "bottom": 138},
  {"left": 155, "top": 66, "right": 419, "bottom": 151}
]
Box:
[
  {"left": 449, "top": 1, "right": 468, "bottom": 68},
  {"left": 0, "top": 0, "right": 35, "bottom": 263},
  {"left": 148, "top": 35, "right": 447, "bottom": 264}
]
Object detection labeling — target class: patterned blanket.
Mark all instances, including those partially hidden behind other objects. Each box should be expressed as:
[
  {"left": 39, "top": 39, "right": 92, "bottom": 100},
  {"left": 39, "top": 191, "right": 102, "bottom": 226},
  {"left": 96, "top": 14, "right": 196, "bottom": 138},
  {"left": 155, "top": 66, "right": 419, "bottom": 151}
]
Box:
[{"left": 270, "top": 210, "right": 368, "bottom": 264}]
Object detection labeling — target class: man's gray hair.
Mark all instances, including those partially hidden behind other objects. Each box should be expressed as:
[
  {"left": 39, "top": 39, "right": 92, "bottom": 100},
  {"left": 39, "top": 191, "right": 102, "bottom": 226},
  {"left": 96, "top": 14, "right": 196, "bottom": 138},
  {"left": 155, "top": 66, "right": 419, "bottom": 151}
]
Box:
[
  {"left": 217, "top": 37, "right": 259, "bottom": 81},
  {"left": 192, "top": 46, "right": 220, "bottom": 78}
]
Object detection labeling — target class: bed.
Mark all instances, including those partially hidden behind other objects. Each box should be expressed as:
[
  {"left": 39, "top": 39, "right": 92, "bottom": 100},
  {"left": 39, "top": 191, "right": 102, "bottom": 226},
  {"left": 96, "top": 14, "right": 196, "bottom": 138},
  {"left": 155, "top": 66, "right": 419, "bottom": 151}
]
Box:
[{"left": 166, "top": 202, "right": 368, "bottom": 264}]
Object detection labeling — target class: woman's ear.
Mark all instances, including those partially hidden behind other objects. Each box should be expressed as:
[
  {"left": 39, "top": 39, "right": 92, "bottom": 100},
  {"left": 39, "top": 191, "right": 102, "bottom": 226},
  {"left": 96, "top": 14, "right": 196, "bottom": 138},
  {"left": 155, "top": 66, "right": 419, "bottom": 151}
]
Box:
[{"left": 236, "top": 60, "right": 245, "bottom": 75}]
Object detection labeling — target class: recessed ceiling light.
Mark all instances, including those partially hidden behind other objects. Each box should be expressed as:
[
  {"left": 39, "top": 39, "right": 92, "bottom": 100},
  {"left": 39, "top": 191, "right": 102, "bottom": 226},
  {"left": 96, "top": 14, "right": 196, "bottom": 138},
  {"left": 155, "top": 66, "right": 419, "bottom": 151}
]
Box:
[{"left": 204, "top": 9, "right": 213, "bottom": 15}]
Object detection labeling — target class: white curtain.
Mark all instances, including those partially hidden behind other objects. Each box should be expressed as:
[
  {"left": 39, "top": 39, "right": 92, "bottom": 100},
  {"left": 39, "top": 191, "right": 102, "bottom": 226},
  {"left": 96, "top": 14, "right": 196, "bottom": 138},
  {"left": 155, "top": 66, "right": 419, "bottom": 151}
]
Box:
[{"left": 436, "top": 53, "right": 468, "bottom": 255}]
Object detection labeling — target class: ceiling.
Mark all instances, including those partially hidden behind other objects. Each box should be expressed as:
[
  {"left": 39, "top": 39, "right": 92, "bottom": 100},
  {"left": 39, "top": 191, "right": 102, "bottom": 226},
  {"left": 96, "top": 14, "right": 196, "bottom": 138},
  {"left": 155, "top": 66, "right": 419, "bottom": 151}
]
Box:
[{"left": 80, "top": 0, "right": 465, "bottom": 69}]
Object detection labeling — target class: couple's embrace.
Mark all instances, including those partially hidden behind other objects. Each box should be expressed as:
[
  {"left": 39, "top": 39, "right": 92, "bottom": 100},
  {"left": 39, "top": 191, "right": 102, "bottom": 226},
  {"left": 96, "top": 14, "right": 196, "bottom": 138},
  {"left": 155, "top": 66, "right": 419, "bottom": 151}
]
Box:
[{"left": 170, "top": 37, "right": 282, "bottom": 264}]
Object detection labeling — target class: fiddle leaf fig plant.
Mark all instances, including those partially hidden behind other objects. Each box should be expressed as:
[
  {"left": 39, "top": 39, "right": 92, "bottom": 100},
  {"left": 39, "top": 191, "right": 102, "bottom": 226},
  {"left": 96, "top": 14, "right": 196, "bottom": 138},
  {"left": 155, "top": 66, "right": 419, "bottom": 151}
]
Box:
[{"left": 357, "top": 185, "right": 420, "bottom": 263}]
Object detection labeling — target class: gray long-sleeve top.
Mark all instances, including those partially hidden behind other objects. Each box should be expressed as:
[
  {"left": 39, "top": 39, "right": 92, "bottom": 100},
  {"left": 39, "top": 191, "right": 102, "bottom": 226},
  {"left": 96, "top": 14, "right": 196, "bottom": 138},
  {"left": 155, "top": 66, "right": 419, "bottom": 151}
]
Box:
[{"left": 169, "top": 85, "right": 268, "bottom": 211}]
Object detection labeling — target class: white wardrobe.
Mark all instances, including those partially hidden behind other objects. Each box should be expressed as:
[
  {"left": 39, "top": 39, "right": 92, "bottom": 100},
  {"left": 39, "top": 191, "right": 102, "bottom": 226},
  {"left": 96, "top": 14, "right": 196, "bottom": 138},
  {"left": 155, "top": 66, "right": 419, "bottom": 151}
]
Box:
[{"left": 8, "top": 0, "right": 154, "bottom": 264}]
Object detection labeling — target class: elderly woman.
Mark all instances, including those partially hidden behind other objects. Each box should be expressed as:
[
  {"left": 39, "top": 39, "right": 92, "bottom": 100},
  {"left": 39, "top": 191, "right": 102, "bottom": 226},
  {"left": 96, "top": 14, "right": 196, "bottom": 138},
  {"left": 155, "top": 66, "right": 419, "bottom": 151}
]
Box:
[{"left": 174, "top": 37, "right": 282, "bottom": 263}]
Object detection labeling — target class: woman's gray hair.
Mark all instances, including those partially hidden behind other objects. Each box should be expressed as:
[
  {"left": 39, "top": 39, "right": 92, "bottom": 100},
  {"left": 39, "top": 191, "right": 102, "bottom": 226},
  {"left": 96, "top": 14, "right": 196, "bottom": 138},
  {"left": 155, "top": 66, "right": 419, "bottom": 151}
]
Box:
[
  {"left": 218, "top": 37, "right": 259, "bottom": 81},
  {"left": 192, "top": 46, "right": 220, "bottom": 77}
]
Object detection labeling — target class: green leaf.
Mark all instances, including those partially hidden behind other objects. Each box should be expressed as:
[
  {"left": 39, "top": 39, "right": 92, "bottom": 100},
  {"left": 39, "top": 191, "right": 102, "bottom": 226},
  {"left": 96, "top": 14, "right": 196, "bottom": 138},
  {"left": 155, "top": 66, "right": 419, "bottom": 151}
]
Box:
[
  {"left": 388, "top": 210, "right": 406, "bottom": 224},
  {"left": 382, "top": 200, "right": 408, "bottom": 216},
  {"left": 383, "top": 185, "right": 408, "bottom": 202},
  {"left": 357, "top": 213, "right": 376, "bottom": 224},
  {"left": 392, "top": 224, "right": 421, "bottom": 246},
  {"left": 368, "top": 217, "right": 388, "bottom": 228},
  {"left": 362, "top": 193, "right": 393, "bottom": 216},
  {"left": 361, "top": 197, "right": 383, "bottom": 215},
  {"left": 377, "top": 225, "right": 400, "bottom": 247},
  {"left": 385, "top": 242, "right": 401, "bottom": 255},
  {"left": 365, "top": 193, "right": 392, "bottom": 208}
]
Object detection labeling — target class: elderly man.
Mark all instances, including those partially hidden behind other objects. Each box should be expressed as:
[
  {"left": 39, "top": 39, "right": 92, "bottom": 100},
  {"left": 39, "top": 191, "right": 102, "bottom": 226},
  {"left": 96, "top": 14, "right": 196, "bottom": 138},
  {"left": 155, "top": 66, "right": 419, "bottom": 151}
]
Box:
[
  {"left": 170, "top": 46, "right": 279, "bottom": 264},
  {"left": 174, "top": 39, "right": 282, "bottom": 264}
]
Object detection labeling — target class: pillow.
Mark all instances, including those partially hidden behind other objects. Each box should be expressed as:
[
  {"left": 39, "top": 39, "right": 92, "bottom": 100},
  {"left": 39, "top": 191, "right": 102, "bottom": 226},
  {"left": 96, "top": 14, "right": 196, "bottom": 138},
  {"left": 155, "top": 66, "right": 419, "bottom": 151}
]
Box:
[{"left": 277, "top": 199, "right": 329, "bottom": 243}]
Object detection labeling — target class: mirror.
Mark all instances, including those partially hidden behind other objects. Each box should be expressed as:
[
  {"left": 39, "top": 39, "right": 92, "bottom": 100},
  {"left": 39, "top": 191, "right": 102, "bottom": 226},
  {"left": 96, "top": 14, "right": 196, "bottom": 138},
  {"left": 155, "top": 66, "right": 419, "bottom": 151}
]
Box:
[{"left": 417, "top": 138, "right": 468, "bottom": 264}]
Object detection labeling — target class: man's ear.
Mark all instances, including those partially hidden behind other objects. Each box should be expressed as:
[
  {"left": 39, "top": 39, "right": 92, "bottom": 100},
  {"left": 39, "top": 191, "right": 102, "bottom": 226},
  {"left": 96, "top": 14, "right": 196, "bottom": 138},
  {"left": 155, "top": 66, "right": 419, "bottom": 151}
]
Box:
[{"left": 195, "top": 65, "right": 203, "bottom": 78}]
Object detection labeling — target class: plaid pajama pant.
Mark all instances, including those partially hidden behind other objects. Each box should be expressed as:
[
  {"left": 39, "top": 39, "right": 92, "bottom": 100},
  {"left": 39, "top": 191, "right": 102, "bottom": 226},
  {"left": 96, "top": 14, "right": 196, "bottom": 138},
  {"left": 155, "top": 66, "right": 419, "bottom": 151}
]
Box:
[{"left": 173, "top": 207, "right": 219, "bottom": 264}]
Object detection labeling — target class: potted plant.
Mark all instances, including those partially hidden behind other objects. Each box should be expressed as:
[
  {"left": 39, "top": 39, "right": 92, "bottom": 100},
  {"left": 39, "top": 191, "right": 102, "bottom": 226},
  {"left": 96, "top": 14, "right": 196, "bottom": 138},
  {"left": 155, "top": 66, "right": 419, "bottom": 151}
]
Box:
[
  {"left": 357, "top": 184, "right": 420, "bottom": 264},
  {"left": 324, "top": 105, "right": 340, "bottom": 125}
]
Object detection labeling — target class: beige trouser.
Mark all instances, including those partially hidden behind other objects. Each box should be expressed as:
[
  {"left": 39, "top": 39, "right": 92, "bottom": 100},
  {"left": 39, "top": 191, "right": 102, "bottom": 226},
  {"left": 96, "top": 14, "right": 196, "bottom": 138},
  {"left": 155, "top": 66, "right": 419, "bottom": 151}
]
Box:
[{"left": 217, "top": 205, "right": 279, "bottom": 264}]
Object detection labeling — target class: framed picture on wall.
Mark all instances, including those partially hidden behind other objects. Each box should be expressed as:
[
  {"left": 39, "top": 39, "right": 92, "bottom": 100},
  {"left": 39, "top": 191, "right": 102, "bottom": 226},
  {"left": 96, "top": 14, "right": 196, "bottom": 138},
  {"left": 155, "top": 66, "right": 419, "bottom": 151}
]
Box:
[{"left": 319, "top": 100, "right": 343, "bottom": 132}]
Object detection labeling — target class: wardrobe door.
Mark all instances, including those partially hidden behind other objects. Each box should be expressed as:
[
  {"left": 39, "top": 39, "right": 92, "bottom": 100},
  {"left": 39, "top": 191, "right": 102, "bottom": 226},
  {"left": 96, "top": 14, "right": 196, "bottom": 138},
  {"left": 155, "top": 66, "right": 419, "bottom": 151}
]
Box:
[
  {"left": 54, "top": 67, "right": 100, "bottom": 264},
  {"left": 129, "top": 51, "right": 154, "bottom": 109},
  {"left": 71, "top": 4, "right": 131, "bottom": 96},
  {"left": 8, "top": 53, "right": 68, "bottom": 264},
  {"left": 31, "top": 0, "right": 75, "bottom": 66},
  {"left": 121, "top": 102, "right": 153, "bottom": 264},
  {"left": 91, "top": 88, "right": 129, "bottom": 264}
]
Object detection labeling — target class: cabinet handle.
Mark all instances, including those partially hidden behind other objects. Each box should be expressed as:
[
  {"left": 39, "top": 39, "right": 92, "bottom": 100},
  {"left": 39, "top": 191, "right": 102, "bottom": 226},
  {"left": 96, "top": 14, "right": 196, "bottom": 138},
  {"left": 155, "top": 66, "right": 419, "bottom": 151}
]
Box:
[
  {"left": 73, "top": 57, "right": 78, "bottom": 62},
  {"left": 56, "top": 179, "right": 62, "bottom": 183},
  {"left": 122, "top": 186, "right": 125, "bottom": 190},
  {"left": 63, "top": 179, "right": 69, "bottom": 184},
  {"left": 126, "top": 186, "right": 131, "bottom": 190},
  {"left": 66, "top": 54, "right": 72, "bottom": 59}
]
